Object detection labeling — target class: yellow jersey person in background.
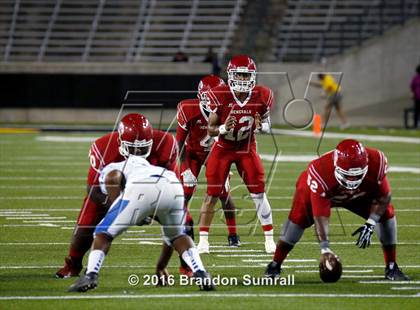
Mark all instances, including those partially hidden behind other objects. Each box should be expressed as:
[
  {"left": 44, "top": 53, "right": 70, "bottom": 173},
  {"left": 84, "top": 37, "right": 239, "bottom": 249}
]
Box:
[{"left": 312, "top": 73, "right": 349, "bottom": 129}]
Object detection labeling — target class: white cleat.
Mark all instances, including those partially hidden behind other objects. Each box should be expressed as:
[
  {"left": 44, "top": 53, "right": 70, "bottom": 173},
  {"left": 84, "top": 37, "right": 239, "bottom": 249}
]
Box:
[
  {"left": 265, "top": 239, "right": 276, "bottom": 254},
  {"left": 197, "top": 239, "right": 210, "bottom": 254}
]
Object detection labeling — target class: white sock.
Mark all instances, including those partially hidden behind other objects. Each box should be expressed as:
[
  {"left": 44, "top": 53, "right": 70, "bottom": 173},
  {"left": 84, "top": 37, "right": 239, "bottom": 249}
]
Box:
[
  {"left": 264, "top": 229, "right": 274, "bottom": 241},
  {"left": 181, "top": 247, "right": 205, "bottom": 273},
  {"left": 250, "top": 193, "right": 273, "bottom": 226},
  {"left": 86, "top": 249, "right": 105, "bottom": 274},
  {"left": 199, "top": 231, "right": 209, "bottom": 243}
]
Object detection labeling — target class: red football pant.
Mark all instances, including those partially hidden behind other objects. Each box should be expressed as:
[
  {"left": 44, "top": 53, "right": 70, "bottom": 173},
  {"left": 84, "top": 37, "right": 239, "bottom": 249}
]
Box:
[{"left": 206, "top": 144, "right": 265, "bottom": 197}]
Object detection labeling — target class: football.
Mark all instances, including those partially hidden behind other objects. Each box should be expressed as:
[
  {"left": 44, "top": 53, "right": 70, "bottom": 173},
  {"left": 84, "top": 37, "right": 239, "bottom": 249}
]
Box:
[{"left": 319, "top": 253, "right": 343, "bottom": 283}]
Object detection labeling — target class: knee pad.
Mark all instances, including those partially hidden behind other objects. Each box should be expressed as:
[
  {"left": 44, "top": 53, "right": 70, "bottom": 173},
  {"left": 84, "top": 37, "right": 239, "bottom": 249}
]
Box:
[{"left": 280, "top": 219, "right": 305, "bottom": 246}]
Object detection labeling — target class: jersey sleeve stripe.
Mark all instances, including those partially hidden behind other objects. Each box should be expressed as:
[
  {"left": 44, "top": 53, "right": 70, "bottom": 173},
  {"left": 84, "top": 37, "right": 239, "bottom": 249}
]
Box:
[
  {"left": 308, "top": 165, "right": 328, "bottom": 192},
  {"left": 91, "top": 143, "right": 106, "bottom": 167},
  {"left": 267, "top": 89, "right": 274, "bottom": 108},
  {"left": 208, "top": 89, "right": 221, "bottom": 106}
]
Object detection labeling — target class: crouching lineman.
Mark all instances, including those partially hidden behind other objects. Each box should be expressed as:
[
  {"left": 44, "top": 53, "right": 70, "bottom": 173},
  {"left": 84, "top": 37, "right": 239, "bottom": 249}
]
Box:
[
  {"left": 265, "top": 139, "right": 409, "bottom": 281},
  {"left": 68, "top": 155, "right": 214, "bottom": 292}
]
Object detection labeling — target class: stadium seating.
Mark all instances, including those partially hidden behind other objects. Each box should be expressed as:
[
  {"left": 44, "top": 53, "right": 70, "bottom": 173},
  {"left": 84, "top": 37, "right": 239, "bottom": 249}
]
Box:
[
  {"left": 0, "top": 0, "right": 246, "bottom": 62},
  {"left": 271, "top": 0, "right": 419, "bottom": 62}
]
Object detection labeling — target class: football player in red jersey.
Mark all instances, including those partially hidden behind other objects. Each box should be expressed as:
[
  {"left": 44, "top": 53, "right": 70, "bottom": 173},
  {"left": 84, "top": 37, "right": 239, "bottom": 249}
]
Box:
[
  {"left": 55, "top": 113, "right": 184, "bottom": 278},
  {"left": 177, "top": 75, "right": 240, "bottom": 247},
  {"left": 197, "top": 55, "right": 276, "bottom": 254},
  {"left": 265, "top": 139, "right": 410, "bottom": 281}
]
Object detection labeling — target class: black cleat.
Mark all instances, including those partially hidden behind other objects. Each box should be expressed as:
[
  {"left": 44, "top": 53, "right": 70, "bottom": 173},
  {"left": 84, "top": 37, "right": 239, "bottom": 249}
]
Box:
[
  {"left": 185, "top": 217, "right": 194, "bottom": 241},
  {"left": 193, "top": 270, "right": 215, "bottom": 291},
  {"left": 265, "top": 261, "right": 281, "bottom": 279},
  {"left": 385, "top": 263, "right": 410, "bottom": 281},
  {"left": 68, "top": 272, "right": 98, "bottom": 292},
  {"left": 228, "top": 234, "right": 241, "bottom": 247}
]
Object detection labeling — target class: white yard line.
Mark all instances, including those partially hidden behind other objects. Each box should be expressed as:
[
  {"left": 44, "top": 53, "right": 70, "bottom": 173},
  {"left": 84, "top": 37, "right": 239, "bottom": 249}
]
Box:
[
  {"left": 359, "top": 280, "right": 420, "bottom": 284},
  {"left": 0, "top": 293, "right": 418, "bottom": 300},
  {"left": 271, "top": 129, "right": 420, "bottom": 144},
  {"left": 295, "top": 270, "right": 374, "bottom": 273},
  {"left": 391, "top": 287, "right": 420, "bottom": 290}
]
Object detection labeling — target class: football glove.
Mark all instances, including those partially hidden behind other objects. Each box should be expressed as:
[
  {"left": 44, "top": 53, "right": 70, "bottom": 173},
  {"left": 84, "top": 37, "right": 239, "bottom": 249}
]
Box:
[
  {"left": 181, "top": 169, "right": 197, "bottom": 187},
  {"left": 352, "top": 219, "right": 376, "bottom": 248}
]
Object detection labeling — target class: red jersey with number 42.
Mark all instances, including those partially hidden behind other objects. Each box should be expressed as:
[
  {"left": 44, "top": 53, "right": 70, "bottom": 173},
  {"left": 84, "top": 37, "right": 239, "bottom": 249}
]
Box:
[
  {"left": 87, "top": 129, "right": 177, "bottom": 186},
  {"left": 176, "top": 98, "right": 214, "bottom": 156},
  {"left": 305, "top": 147, "right": 390, "bottom": 217},
  {"left": 208, "top": 84, "right": 274, "bottom": 150}
]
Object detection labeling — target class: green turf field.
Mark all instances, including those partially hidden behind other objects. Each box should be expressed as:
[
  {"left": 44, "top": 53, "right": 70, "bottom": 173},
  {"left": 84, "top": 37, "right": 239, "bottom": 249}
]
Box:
[{"left": 0, "top": 129, "right": 419, "bottom": 309}]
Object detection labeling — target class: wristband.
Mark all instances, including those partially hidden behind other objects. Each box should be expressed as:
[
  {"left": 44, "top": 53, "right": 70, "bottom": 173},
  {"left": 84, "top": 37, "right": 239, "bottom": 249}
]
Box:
[
  {"left": 366, "top": 218, "right": 377, "bottom": 226},
  {"left": 219, "top": 124, "right": 228, "bottom": 135},
  {"left": 319, "top": 240, "right": 330, "bottom": 251}
]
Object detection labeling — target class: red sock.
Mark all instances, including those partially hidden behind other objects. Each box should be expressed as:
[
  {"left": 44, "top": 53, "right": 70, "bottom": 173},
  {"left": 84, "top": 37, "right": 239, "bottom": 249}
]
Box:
[
  {"left": 69, "top": 248, "right": 84, "bottom": 261},
  {"left": 185, "top": 210, "right": 193, "bottom": 224},
  {"left": 382, "top": 245, "right": 396, "bottom": 265},
  {"left": 226, "top": 217, "right": 237, "bottom": 235},
  {"left": 199, "top": 226, "right": 210, "bottom": 233},
  {"left": 262, "top": 224, "right": 273, "bottom": 232},
  {"left": 273, "top": 242, "right": 294, "bottom": 264}
]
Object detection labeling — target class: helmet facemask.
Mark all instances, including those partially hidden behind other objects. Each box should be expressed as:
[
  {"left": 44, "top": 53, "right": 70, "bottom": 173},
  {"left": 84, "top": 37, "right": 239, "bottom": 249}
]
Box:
[
  {"left": 228, "top": 69, "right": 256, "bottom": 92},
  {"left": 198, "top": 91, "right": 212, "bottom": 113},
  {"left": 334, "top": 166, "right": 368, "bottom": 190},
  {"left": 118, "top": 137, "right": 153, "bottom": 159},
  {"left": 334, "top": 150, "right": 368, "bottom": 190}
]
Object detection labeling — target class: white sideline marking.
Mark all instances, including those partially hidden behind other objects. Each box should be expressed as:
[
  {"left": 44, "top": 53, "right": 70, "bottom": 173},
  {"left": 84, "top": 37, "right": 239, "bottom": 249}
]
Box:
[
  {"left": 296, "top": 270, "right": 374, "bottom": 273},
  {"left": 0, "top": 264, "right": 419, "bottom": 270},
  {"left": 359, "top": 281, "right": 420, "bottom": 284},
  {"left": 0, "top": 177, "right": 84, "bottom": 180},
  {"left": 36, "top": 136, "right": 96, "bottom": 143},
  {"left": 0, "top": 195, "right": 418, "bottom": 201},
  {"left": 0, "top": 293, "right": 418, "bottom": 300},
  {"left": 23, "top": 220, "right": 74, "bottom": 223},
  {"left": 1, "top": 241, "right": 418, "bottom": 246},
  {"left": 341, "top": 275, "right": 384, "bottom": 279},
  {"left": 242, "top": 259, "right": 316, "bottom": 263},
  {"left": 271, "top": 128, "right": 420, "bottom": 144},
  {"left": 391, "top": 287, "right": 420, "bottom": 290},
  {"left": 217, "top": 254, "right": 272, "bottom": 257},
  {"left": 6, "top": 217, "right": 66, "bottom": 220},
  {"left": 259, "top": 154, "right": 420, "bottom": 174}
]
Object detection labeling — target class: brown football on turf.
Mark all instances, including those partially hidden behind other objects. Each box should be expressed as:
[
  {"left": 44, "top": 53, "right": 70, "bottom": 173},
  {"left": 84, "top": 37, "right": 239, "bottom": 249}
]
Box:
[{"left": 319, "top": 253, "right": 342, "bottom": 283}]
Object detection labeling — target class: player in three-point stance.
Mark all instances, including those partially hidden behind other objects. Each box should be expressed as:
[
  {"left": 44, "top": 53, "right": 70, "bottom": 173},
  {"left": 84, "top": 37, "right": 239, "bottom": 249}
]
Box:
[
  {"left": 265, "top": 139, "right": 409, "bottom": 281},
  {"left": 56, "top": 113, "right": 194, "bottom": 278},
  {"left": 68, "top": 155, "right": 214, "bottom": 292},
  {"left": 177, "top": 75, "right": 240, "bottom": 248},
  {"left": 197, "top": 55, "right": 276, "bottom": 254}
]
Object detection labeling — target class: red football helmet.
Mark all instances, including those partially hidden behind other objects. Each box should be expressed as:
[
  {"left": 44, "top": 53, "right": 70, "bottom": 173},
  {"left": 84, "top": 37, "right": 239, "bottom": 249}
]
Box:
[
  {"left": 117, "top": 113, "right": 153, "bottom": 158},
  {"left": 333, "top": 139, "right": 368, "bottom": 190},
  {"left": 197, "top": 75, "right": 225, "bottom": 112},
  {"left": 227, "top": 55, "right": 257, "bottom": 92}
]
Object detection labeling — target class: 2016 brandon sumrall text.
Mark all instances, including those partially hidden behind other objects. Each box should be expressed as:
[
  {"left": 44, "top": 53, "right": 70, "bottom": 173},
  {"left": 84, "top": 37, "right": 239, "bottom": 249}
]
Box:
[{"left": 141, "top": 274, "right": 295, "bottom": 287}]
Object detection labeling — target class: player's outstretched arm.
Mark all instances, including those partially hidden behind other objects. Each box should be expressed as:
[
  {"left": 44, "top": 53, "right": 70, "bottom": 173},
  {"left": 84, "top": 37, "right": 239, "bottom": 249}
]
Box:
[
  {"left": 104, "top": 170, "right": 125, "bottom": 203},
  {"left": 314, "top": 216, "right": 334, "bottom": 254},
  {"left": 155, "top": 243, "right": 174, "bottom": 286},
  {"left": 87, "top": 185, "right": 112, "bottom": 209}
]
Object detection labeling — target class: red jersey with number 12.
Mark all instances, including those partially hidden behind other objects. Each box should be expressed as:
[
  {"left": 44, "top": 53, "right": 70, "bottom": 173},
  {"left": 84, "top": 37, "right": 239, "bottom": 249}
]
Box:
[{"left": 208, "top": 84, "right": 274, "bottom": 150}]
